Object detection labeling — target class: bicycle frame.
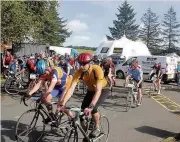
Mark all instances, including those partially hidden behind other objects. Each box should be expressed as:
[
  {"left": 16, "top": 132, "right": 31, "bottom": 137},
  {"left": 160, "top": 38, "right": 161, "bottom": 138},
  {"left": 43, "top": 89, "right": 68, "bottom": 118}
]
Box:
[{"left": 67, "top": 108, "right": 105, "bottom": 142}]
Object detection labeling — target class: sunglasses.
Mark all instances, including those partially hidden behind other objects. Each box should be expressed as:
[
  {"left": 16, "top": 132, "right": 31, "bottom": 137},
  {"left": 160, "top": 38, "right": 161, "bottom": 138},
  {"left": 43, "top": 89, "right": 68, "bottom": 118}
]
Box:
[{"left": 79, "top": 63, "right": 87, "bottom": 66}]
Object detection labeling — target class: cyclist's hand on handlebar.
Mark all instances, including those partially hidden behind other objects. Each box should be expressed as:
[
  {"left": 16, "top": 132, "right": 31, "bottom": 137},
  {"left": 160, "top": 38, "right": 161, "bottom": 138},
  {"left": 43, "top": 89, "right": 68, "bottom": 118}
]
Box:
[
  {"left": 56, "top": 104, "right": 65, "bottom": 113},
  {"left": 84, "top": 107, "right": 93, "bottom": 116},
  {"left": 136, "top": 83, "right": 140, "bottom": 88}
]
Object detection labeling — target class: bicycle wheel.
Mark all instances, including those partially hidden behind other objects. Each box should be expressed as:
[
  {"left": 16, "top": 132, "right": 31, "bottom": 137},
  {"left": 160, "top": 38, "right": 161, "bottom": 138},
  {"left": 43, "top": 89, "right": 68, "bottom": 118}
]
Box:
[
  {"left": 126, "top": 91, "right": 132, "bottom": 112},
  {"left": 4, "top": 78, "right": 20, "bottom": 95},
  {"left": 99, "top": 115, "right": 109, "bottom": 142},
  {"left": 15, "top": 109, "right": 45, "bottom": 142},
  {"left": 62, "top": 127, "right": 78, "bottom": 142}
]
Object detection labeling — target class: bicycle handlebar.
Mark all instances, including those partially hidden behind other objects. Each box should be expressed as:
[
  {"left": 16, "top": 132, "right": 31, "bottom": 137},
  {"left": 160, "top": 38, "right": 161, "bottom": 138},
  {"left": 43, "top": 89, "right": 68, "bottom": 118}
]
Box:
[{"left": 20, "top": 96, "right": 28, "bottom": 106}]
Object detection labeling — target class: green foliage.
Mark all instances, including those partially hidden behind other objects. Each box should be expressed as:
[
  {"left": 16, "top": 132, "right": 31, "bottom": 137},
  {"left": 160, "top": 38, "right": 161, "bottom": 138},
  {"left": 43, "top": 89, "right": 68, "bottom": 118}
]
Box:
[
  {"left": 1, "top": 1, "right": 71, "bottom": 46},
  {"left": 107, "top": 0, "right": 139, "bottom": 41},
  {"left": 161, "top": 6, "right": 180, "bottom": 52},
  {"left": 139, "top": 8, "right": 162, "bottom": 53},
  {"left": 1, "top": 1, "right": 32, "bottom": 42}
]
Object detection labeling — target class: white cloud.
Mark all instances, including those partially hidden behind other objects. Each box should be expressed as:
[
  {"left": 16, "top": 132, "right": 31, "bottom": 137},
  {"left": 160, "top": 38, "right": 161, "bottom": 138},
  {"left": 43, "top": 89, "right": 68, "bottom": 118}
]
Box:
[
  {"left": 65, "top": 35, "right": 90, "bottom": 46},
  {"left": 67, "top": 20, "right": 88, "bottom": 32}
]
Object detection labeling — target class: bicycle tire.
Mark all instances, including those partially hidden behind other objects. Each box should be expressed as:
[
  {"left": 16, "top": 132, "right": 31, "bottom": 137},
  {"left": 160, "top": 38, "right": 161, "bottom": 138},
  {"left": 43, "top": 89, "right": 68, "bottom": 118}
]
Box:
[
  {"left": 98, "top": 115, "right": 110, "bottom": 142},
  {"left": 62, "top": 127, "right": 78, "bottom": 142},
  {"left": 15, "top": 109, "right": 45, "bottom": 142},
  {"left": 4, "top": 78, "right": 20, "bottom": 95},
  {"left": 126, "top": 91, "right": 132, "bottom": 112}
]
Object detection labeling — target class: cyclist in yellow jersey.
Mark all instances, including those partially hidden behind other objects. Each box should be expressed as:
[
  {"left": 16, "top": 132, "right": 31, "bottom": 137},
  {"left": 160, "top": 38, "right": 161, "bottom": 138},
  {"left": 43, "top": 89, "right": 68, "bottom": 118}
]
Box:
[{"left": 57, "top": 53, "right": 110, "bottom": 138}]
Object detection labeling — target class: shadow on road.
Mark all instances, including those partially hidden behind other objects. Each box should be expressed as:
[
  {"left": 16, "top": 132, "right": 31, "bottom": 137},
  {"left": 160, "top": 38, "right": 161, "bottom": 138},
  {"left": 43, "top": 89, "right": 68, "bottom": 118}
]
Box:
[
  {"left": 135, "top": 126, "right": 176, "bottom": 138},
  {"left": 1, "top": 120, "right": 16, "bottom": 142},
  {"left": 1, "top": 120, "right": 64, "bottom": 142}
]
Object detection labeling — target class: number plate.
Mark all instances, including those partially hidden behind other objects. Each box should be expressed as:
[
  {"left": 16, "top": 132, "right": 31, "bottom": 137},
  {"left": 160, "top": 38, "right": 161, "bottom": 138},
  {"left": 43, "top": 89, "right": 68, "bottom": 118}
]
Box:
[
  {"left": 168, "top": 74, "right": 173, "bottom": 78},
  {"left": 30, "top": 74, "right": 36, "bottom": 79}
]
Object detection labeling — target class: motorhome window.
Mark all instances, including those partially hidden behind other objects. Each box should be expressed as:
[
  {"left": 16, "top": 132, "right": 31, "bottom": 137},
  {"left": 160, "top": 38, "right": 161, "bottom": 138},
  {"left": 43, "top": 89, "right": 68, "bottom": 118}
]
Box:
[
  {"left": 123, "top": 57, "right": 137, "bottom": 66},
  {"left": 147, "top": 58, "right": 157, "bottom": 61},
  {"left": 100, "top": 47, "right": 109, "bottom": 53},
  {"left": 113, "top": 48, "right": 123, "bottom": 53}
]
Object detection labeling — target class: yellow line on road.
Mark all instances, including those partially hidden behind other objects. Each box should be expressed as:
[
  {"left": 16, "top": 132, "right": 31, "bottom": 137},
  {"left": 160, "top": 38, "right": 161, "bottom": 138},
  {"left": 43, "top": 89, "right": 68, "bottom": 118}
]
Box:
[{"left": 150, "top": 93, "right": 180, "bottom": 119}]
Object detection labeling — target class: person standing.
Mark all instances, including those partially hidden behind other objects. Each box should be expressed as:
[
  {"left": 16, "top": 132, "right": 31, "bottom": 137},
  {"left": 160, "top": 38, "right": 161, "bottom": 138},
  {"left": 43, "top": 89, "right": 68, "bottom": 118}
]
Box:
[{"left": 177, "top": 62, "right": 180, "bottom": 86}]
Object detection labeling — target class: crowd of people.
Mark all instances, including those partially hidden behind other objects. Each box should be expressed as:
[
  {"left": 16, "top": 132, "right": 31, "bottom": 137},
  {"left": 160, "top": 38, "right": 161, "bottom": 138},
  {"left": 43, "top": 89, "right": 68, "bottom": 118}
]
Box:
[{"left": 1, "top": 49, "right": 180, "bottom": 138}]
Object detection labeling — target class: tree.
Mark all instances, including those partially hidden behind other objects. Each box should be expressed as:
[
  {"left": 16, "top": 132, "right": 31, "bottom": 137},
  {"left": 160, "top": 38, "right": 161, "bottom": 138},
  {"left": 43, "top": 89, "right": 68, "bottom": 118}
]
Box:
[
  {"left": 106, "top": 0, "right": 139, "bottom": 41},
  {"left": 1, "top": 1, "right": 33, "bottom": 43},
  {"left": 1, "top": 1, "right": 71, "bottom": 46},
  {"left": 139, "top": 8, "right": 162, "bottom": 53},
  {"left": 161, "top": 6, "right": 180, "bottom": 53}
]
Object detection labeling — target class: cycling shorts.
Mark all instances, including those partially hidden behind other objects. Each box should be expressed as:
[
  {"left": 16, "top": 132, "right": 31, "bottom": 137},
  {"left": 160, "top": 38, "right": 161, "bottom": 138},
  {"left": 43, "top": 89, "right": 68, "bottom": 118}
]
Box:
[
  {"left": 81, "top": 89, "right": 110, "bottom": 114},
  {"left": 51, "top": 85, "right": 66, "bottom": 100},
  {"left": 134, "top": 80, "right": 142, "bottom": 88}
]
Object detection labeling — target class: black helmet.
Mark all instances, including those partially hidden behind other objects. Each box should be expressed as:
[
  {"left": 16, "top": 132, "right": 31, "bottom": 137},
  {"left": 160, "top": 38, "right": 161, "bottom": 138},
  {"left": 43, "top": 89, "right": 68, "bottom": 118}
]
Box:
[
  {"left": 101, "top": 57, "right": 107, "bottom": 65},
  {"left": 59, "top": 55, "right": 65, "bottom": 60}
]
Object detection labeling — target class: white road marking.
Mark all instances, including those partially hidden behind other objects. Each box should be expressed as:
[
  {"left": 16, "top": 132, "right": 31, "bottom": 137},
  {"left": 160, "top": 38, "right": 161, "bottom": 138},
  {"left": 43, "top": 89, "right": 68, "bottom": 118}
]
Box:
[{"left": 14, "top": 116, "right": 20, "bottom": 119}]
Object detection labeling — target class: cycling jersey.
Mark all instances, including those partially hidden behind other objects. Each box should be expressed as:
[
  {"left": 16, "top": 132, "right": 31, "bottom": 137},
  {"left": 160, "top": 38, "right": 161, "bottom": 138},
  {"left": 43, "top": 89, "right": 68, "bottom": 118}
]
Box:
[
  {"left": 4, "top": 55, "right": 13, "bottom": 65},
  {"left": 101, "top": 60, "right": 115, "bottom": 76},
  {"left": 128, "top": 68, "right": 141, "bottom": 81},
  {"left": 40, "top": 66, "right": 67, "bottom": 87},
  {"left": 39, "top": 66, "right": 72, "bottom": 99},
  {"left": 152, "top": 64, "right": 163, "bottom": 77},
  {"left": 72, "top": 64, "right": 107, "bottom": 91}
]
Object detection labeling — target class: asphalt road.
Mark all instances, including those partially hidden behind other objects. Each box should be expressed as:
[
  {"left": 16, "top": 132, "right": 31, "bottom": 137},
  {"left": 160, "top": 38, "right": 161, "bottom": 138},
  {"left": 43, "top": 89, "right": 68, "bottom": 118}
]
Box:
[{"left": 1, "top": 79, "right": 180, "bottom": 142}]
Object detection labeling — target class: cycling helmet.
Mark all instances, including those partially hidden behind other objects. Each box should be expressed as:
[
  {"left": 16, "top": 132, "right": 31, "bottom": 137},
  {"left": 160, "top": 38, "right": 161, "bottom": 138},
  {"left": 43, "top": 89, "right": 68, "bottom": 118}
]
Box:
[
  {"left": 59, "top": 55, "right": 65, "bottom": 60},
  {"left": 18, "top": 58, "right": 24, "bottom": 65},
  {"left": 94, "top": 55, "right": 98, "bottom": 60},
  {"left": 101, "top": 58, "right": 107, "bottom": 65},
  {"left": 36, "top": 59, "right": 47, "bottom": 75},
  {"left": 78, "top": 53, "right": 93, "bottom": 64}
]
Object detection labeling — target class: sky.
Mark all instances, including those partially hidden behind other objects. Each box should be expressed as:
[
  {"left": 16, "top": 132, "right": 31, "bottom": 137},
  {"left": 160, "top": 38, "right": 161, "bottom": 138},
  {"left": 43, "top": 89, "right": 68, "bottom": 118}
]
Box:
[{"left": 59, "top": 0, "right": 180, "bottom": 47}]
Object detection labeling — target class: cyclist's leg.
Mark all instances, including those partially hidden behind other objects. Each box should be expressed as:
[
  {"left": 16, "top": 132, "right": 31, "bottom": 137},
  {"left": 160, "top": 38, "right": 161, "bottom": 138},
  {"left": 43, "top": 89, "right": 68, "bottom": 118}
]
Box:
[
  {"left": 92, "top": 89, "right": 110, "bottom": 128},
  {"left": 137, "top": 81, "right": 142, "bottom": 105},
  {"left": 157, "top": 78, "right": 162, "bottom": 94}
]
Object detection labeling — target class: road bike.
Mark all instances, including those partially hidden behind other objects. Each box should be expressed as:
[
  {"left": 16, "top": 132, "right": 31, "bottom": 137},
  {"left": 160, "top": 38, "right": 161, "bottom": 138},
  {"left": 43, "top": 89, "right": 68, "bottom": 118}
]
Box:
[
  {"left": 125, "top": 79, "right": 139, "bottom": 112},
  {"left": 15, "top": 93, "right": 70, "bottom": 142},
  {"left": 61, "top": 107, "right": 109, "bottom": 142},
  {"left": 4, "top": 72, "right": 28, "bottom": 95}
]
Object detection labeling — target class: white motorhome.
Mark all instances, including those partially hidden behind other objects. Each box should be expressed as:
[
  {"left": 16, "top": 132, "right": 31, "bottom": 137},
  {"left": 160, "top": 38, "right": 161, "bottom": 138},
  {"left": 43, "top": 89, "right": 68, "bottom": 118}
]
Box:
[
  {"left": 116, "top": 55, "right": 177, "bottom": 84},
  {"left": 95, "top": 35, "right": 151, "bottom": 60}
]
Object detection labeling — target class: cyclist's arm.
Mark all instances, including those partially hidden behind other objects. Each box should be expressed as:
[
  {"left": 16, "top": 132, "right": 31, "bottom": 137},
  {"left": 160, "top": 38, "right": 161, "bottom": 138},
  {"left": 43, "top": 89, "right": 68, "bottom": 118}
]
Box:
[
  {"left": 90, "top": 81, "right": 103, "bottom": 106},
  {"left": 108, "top": 67, "right": 112, "bottom": 76},
  {"left": 44, "top": 79, "right": 57, "bottom": 97},
  {"left": 2, "top": 57, "right": 5, "bottom": 66},
  {"left": 29, "top": 80, "right": 43, "bottom": 96},
  {"left": 60, "top": 71, "right": 80, "bottom": 105},
  {"left": 125, "top": 74, "right": 131, "bottom": 84},
  {"left": 90, "top": 67, "right": 105, "bottom": 106},
  {"left": 138, "top": 71, "right": 143, "bottom": 84},
  {"left": 60, "top": 81, "right": 77, "bottom": 105}
]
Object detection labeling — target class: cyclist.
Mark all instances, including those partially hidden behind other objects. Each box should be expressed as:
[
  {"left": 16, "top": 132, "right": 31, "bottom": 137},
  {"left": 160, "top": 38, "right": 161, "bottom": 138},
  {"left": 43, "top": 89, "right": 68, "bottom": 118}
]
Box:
[
  {"left": 151, "top": 62, "right": 163, "bottom": 94},
  {"left": 58, "top": 55, "right": 72, "bottom": 77},
  {"left": 57, "top": 53, "right": 110, "bottom": 138},
  {"left": 93, "top": 55, "right": 101, "bottom": 66},
  {"left": 101, "top": 57, "right": 116, "bottom": 87},
  {"left": 125, "top": 60, "right": 143, "bottom": 106},
  {"left": 177, "top": 62, "right": 180, "bottom": 86},
  {"left": 2, "top": 50, "right": 13, "bottom": 76},
  {"left": 28, "top": 59, "right": 72, "bottom": 124}
]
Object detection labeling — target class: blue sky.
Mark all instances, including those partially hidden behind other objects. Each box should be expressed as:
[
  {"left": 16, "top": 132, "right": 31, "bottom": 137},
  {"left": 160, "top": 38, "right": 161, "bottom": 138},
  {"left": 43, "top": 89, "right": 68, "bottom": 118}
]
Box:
[{"left": 59, "top": 0, "right": 180, "bottom": 47}]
